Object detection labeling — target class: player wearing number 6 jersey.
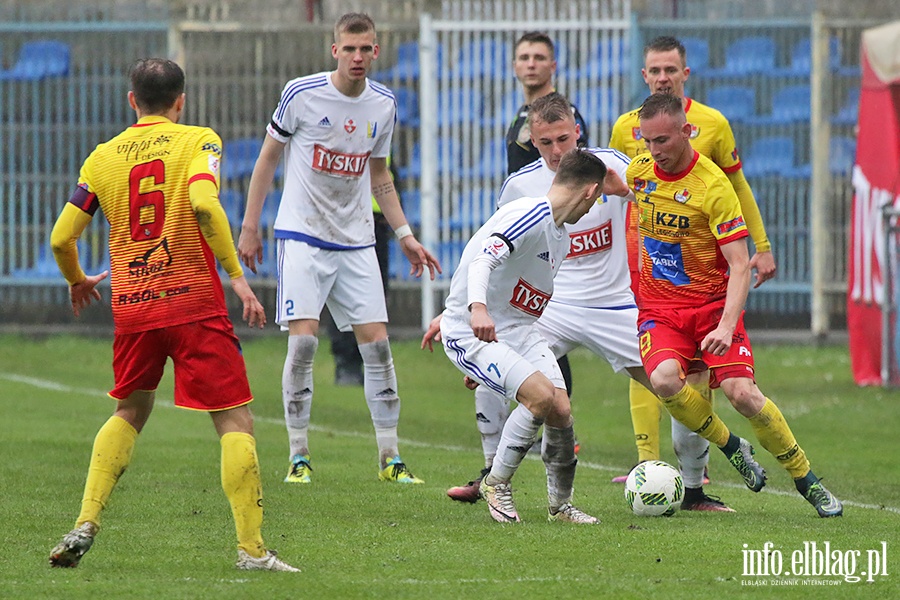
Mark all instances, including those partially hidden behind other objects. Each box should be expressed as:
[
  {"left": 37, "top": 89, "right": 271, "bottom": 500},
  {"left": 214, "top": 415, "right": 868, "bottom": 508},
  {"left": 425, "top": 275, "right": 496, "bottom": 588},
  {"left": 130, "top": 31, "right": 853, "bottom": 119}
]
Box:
[{"left": 48, "top": 58, "right": 298, "bottom": 571}]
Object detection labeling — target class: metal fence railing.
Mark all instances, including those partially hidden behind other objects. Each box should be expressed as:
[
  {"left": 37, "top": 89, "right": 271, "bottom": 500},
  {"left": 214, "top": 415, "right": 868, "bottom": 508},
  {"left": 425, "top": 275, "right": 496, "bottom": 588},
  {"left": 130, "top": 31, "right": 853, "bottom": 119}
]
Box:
[{"left": 0, "top": 1, "right": 892, "bottom": 334}]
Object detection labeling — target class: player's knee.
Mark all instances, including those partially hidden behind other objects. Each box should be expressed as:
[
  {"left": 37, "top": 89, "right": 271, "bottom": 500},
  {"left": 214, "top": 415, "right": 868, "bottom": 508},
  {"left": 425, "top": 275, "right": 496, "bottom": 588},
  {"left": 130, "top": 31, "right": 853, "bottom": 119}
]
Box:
[
  {"left": 720, "top": 378, "right": 764, "bottom": 416},
  {"left": 287, "top": 334, "right": 318, "bottom": 367},
  {"left": 649, "top": 367, "right": 681, "bottom": 398},
  {"left": 518, "top": 375, "right": 556, "bottom": 418},
  {"left": 359, "top": 338, "right": 392, "bottom": 367}
]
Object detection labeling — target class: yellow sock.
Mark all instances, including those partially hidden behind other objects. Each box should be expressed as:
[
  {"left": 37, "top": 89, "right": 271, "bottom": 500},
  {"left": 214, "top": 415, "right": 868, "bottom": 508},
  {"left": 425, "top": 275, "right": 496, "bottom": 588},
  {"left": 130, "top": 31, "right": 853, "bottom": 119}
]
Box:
[
  {"left": 689, "top": 377, "right": 714, "bottom": 404},
  {"left": 660, "top": 384, "right": 731, "bottom": 448},
  {"left": 629, "top": 378, "right": 661, "bottom": 461},
  {"left": 221, "top": 432, "right": 266, "bottom": 558},
  {"left": 748, "top": 398, "right": 810, "bottom": 479},
  {"left": 76, "top": 415, "right": 138, "bottom": 528}
]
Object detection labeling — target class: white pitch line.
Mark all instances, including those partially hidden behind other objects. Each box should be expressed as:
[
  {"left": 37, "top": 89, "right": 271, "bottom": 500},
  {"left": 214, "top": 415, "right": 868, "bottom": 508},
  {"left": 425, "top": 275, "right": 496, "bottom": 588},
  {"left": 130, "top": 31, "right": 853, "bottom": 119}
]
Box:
[{"left": 4, "top": 372, "right": 898, "bottom": 516}]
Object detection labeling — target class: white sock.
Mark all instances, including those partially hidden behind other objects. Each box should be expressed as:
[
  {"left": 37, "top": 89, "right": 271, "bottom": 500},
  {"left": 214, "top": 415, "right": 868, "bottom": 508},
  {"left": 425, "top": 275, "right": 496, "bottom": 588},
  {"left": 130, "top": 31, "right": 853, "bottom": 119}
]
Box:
[
  {"left": 485, "top": 404, "right": 543, "bottom": 485},
  {"left": 474, "top": 385, "right": 511, "bottom": 469},
  {"left": 283, "top": 335, "right": 317, "bottom": 459},
  {"left": 671, "top": 417, "right": 709, "bottom": 488},
  {"left": 542, "top": 423, "right": 577, "bottom": 511},
  {"left": 359, "top": 339, "right": 400, "bottom": 467}
]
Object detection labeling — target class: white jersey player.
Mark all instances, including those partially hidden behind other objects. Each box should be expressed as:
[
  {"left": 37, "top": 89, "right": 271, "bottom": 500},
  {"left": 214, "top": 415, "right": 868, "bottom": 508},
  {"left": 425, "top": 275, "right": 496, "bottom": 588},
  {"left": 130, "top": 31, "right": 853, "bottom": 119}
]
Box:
[
  {"left": 238, "top": 13, "right": 440, "bottom": 485},
  {"left": 439, "top": 148, "right": 611, "bottom": 524},
  {"left": 431, "top": 92, "right": 727, "bottom": 512}
]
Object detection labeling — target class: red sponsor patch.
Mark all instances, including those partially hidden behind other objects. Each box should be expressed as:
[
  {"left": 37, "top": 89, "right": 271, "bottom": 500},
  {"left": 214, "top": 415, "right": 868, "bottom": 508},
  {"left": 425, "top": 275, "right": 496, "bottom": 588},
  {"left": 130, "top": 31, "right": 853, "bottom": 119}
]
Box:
[
  {"left": 311, "top": 144, "right": 371, "bottom": 177},
  {"left": 567, "top": 220, "right": 612, "bottom": 259},
  {"left": 716, "top": 215, "right": 746, "bottom": 235},
  {"left": 509, "top": 278, "right": 551, "bottom": 317}
]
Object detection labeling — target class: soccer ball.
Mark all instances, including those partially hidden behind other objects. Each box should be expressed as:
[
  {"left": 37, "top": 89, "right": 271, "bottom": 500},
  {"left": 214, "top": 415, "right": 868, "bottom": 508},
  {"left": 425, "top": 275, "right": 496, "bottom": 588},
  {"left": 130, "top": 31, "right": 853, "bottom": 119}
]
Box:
[{"left": 624, "top": 460, "right": 684, "bottom": 516}]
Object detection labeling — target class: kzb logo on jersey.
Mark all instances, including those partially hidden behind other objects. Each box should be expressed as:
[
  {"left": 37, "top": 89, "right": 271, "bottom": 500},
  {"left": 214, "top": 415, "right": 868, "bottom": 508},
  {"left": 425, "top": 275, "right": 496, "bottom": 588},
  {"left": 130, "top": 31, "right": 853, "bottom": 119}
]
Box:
[
  {"left": 568, "top": 220, "right": 612, "bottom": 259},
  {"left": 510, "top": 278, "right": 551, "bottom": 317},
  {"left": 655, "top": 212, "right": 691, "bottom": 229},
  {"left": 312, "top": 144, "right": 370, "bottom": 177},
  {"left": 674, "top": 188, "right": 691, "bottom": 204},
  {"left": 344, "top": 117, "right": 356, "bottom": 134}
]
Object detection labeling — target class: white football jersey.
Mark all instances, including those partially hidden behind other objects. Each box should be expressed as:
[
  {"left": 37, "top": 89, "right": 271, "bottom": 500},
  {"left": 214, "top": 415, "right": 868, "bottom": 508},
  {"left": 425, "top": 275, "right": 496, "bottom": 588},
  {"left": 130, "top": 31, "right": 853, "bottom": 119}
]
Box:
[
  {"left": 497, "top": 148, "right": 634, "bottom": 308},
  {"left": 266, "top": 72, "right": 396, "bottom": 248},
  {"left": 442, "top": 197, "right": 569, "bottom": 338}
]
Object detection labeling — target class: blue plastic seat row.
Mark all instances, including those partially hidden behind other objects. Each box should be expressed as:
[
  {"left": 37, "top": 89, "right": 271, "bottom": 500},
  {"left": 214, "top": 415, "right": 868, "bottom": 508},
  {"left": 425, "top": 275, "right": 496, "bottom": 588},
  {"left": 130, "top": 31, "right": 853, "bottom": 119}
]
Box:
[
  {"left": 0, "top": 40, "right": 70, "bottom": 81},
  {"left": 742, "top": 135, "right": 855, "bottom": 178}
]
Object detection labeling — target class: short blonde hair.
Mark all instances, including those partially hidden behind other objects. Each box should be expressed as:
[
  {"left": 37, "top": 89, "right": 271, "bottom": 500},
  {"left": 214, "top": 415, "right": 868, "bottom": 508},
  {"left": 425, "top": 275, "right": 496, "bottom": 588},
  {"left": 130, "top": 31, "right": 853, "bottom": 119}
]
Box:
[{"left": 334, "top": 13, "right": 376, "bottom": 43}]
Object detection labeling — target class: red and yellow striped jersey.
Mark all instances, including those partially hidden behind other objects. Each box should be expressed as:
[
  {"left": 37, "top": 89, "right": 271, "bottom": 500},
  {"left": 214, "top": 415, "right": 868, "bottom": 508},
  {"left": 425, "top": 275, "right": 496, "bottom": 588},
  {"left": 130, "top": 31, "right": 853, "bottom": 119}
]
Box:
[
  {"left": 626, "top": 150, "right": 749, "bottom": 308},
  {"left": 69, "top": 116, "right": 228, "bottom": 333},
  {"left": 611, "top": 98, "right": 745, "bottom": 275}
]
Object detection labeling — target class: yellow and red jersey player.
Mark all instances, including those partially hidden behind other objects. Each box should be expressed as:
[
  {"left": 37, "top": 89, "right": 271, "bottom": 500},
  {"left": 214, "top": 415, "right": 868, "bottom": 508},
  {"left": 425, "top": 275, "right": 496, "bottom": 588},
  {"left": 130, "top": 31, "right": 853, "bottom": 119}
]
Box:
[
  {"left": 622, "top": 93, "right": 843, "bottom": 519},
  {"left": 627, "top": 148, "right": 751, "bottom": 387},
  {"left": 53, "top": 112, "right": 252, "bottom": 410},
  {"left": 48, "top": 58, "right": 299, "bottom": 572}
]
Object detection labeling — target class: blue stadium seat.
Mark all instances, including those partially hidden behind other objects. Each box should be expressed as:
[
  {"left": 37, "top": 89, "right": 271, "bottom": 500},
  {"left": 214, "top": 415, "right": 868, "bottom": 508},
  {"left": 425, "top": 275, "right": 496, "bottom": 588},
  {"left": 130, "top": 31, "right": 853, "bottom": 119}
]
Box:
[
  {"left": 394, "top": 88, "right": 419, "bottom": 127},
  {"left": 436, "top": 239, "right": 467, "bottom": 280},
  {"left": 774, "top": 37, "right": 842, "bottom": 76},
  {"left": 222, "top": 138, "right": 262, "bottom": 181},
  {"left": 397, "top": 143, "right": 421, "bottom": 180},
  {"left": 259, "top": 190, "right": 281, "bottom": 230},
  {"left": 372, "top": 41, "right": 444, "bottom": 82},
  {"left": 438, "top": 88, "right": 483, "bottom": 126},
  {"left": 448, "top": 187, "right": 494, "bottom": 230},
  {"left": 218, "top": 189, "right": 243, "bottom": 225},
  {"left": 0, "top": 40, "right": 70, "bottom": 80},
  {"left": 397, "top": 139, "right": 462, "bottom": 181},
  {"left": 829, "top": 136, "right": 856, "bottom": 176},
  {"left": 569, "top": 85, "right": 622, "bottom": 122},
  {"left": 746, "top": 84, "right": 810, "bottom": 125},
  {"left": 400, "top": 189, "right": 421, "bottom": 227},
  {"left": 706, "top": 85, "right": 755, "bottom": 123},
  {"left": 741, "top": 136, "right": 796, "bottom": 178},
  {"left": 463, "top": 139, "right": 507, "bottom": 179},
  {"left": 680, "top": 37, "right": 710, "bottom": 75},
  {"left": 706, "top": 36, "right": 776, "bottom": 77},
  {"left": 831, "top": 87, "right": 860, "bottom": 126},
  {"left": 452, "top": 39, "right": 509, "bottom": 80},
  {"left": 570, "top": 37, "right": 627, "bottom": 80},
  {"left": 483, "top": 88, "right": 522, "bottom": 128}
]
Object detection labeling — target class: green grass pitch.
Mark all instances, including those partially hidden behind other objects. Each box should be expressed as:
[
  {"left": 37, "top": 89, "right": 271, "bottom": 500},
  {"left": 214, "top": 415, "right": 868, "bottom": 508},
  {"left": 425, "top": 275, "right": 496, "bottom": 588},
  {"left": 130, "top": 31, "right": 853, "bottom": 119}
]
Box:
[{"left": 0, "top": 333, "right": 897, "bottom": 599}]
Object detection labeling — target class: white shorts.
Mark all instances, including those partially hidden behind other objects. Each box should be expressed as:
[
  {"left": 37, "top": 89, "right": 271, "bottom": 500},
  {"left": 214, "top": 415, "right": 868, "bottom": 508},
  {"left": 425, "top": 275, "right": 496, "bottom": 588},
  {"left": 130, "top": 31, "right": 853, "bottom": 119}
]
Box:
[
  {"left": 275, "top": 239, "right": 387, "bottom": 330},
  {"left": 440, "top": 317, "right": 564, "bottom": 401},
  {"left": 536, "top": 300, "right": 642, "bottom": 373}
]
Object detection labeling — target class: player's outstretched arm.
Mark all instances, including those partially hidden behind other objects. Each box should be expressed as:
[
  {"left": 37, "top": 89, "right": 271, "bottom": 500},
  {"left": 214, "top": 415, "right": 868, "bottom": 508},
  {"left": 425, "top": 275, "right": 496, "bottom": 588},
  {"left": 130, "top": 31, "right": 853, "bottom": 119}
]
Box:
[
  {"left": 239, "top": 136, "right": 284, "bottom": 273},
  {"left": 230, "top": 275, "right": 266, "bottom": 329},
  {"left": 420, "top": 314, "right": 443, "bottom": 352}
]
